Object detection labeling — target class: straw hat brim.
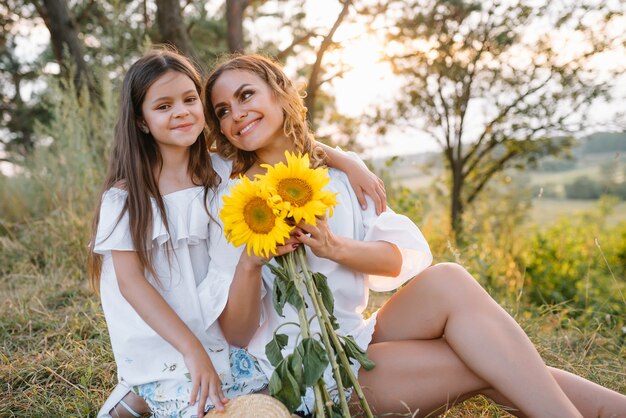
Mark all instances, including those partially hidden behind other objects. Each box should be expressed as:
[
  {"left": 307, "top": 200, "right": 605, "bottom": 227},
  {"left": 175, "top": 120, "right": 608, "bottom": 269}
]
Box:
[{"left": 204, "top": 394, "right": 293, "bottom": 417}]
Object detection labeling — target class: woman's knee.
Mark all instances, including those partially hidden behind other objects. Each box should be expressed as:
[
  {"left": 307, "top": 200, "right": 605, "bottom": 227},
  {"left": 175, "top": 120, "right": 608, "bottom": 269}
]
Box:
[{"left": 416, "top": 262, "right": 477, "bottom": 290}]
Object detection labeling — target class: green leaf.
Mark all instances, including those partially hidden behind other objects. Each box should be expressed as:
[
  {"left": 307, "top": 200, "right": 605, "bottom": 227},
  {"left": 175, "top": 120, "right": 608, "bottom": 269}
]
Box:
[
  {"left": 265, "top": 332, "right": 288, "bottom": 367},
  {"left": 270, "top": 358, "right": 302, "bottom": 412},
  {"left": 268, "top": 368, "right": 283, "bottom": 395},
  {"left": 266, "top": 261, "right": 290, "bottom": 282},
  {"left": 330, "top": 404, "right": 344, "bottom": 418},
  {"left": 312, "top": 272, "right": 334, "bottom": 315},
  {"left": 341, "top": 335, "right": 376, "bottom": 371},
  {"left": 272, "top": 276, "right": 287, "bottom": 317},
  {"left": 289, "top": 348, "right": 306, "bottom": 393},
  {"left": 284, "top": 280, "right": 305, "bottom": 311},
  {"left": 327, "top": 312, "right": 340, "bottom": 330},
  {"left": 300, "top": 337, "right": 329, "bottom": 387},
  {"left": 336, "top": 354, "right": 352, "bottom": 388}
]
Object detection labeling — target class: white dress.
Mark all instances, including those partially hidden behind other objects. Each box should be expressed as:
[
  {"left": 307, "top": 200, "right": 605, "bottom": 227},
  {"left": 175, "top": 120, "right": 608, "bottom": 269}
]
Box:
[
  {"left": 204, "top": 157, "right": 433, "bottom": 412},
  {"left": 94, "top": 155, "right": 268, "bottom": 417}
]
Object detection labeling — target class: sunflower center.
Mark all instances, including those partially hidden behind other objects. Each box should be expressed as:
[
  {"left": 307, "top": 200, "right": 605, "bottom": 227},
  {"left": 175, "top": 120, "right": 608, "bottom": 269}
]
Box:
[
  {"left": 243, "top": 197, "right": 276, "bottom": 234},
  {"left": 277, "top": 178, "right": 313, "bottom": 207}
]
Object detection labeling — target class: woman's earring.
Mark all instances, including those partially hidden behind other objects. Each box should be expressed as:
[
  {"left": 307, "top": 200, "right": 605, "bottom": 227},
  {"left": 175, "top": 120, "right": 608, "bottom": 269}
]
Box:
[{"left": 140, "top": 124, "right": 149, "bottom": 134}]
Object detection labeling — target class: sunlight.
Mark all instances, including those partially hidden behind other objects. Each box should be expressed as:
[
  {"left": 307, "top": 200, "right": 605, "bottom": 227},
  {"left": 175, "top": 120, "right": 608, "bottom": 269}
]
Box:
[{"left": 328, "top": 29, "right": 399, "bottom": 117}]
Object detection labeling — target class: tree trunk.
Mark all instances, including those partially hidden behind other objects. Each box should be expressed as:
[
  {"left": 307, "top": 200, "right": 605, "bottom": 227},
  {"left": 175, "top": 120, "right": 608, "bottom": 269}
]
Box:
[
  {"left": 226, "top": 0, "right": 246, "bottom": 53},
  {"left": 450, "top": 160, "right": 464, "bottom": 240},
  {"left": 38, "top": 0, "right": 91, "bottom": 92},
  {"left": 155, "top": 0, "right": 196, "bottom": 60},
  {"left": 304, "top": 0, "right": 352, "bottom": 127}
]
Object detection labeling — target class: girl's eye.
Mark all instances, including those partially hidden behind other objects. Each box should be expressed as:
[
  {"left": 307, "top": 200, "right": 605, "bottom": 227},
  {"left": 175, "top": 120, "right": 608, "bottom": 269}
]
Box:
[
  {"left": 156, "top": 104, "right": 170, "bottom": 111},
  {"left": 185, "top": 96, "right": 198, "bottom": 103}
]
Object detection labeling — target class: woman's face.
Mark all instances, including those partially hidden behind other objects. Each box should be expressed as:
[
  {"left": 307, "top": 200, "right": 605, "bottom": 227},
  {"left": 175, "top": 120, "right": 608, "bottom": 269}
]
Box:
[
  {"left": 140, "top": 70, "right": 204, "bottom": 153},
  {"left": 210, "top": 69, "right": 287, "bottom": 154}
]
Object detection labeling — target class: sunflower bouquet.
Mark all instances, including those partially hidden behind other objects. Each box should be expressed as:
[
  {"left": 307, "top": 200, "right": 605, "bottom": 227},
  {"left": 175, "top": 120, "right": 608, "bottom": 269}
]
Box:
[{"left": 220, "top": 151, "right": 375, "bottom": 418}]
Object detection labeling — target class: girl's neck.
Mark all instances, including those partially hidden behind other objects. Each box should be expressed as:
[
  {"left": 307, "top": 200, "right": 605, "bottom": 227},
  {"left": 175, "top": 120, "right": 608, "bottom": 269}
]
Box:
[{"left": 156, "top": 146, "right": 194, "bottom": 194}]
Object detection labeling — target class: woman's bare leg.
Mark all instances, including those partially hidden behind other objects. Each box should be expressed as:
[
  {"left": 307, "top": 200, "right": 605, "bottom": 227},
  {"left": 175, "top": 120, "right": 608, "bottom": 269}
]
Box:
[
  {"left": 357, "top": 338, "right": 523, "bottom": 417},
  {"left": 548, "top": 367, "right": 626, "bottom": 418},
  {"left": 369, "top": 262, "right": 582, "bottom": 418}
]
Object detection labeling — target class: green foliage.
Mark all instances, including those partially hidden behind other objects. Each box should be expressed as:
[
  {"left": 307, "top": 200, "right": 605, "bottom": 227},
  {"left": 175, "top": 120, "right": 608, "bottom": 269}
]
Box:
[{"left": 522, "top": 198, "right": 626, "bottom": 318}]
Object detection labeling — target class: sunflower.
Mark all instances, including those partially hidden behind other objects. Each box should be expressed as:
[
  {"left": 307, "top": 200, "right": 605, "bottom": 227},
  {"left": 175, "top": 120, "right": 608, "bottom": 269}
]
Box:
[
  {"left": 220, "top": 176, "right": 293, "bottom": 258},
  {"left": 258, "top": 151, "right": 338, "bottom": 226}
]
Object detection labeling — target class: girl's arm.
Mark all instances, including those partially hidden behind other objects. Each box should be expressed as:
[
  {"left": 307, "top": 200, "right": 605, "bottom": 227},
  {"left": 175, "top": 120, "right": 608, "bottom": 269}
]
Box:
[
  {"left": 218, "top": 252, "right": 263, "bottom": 347},
  {"left": 218, "top": 241, "right": 300, "bottom": 347},
  {"left": 295, "top": 218, "right": 403, "bottom": 277},
  {"left": 318, "top": 143, "right": 387, "bottom": 214},
  {"left": 112, "top": 251, "right": 227, "bottom": 416}
]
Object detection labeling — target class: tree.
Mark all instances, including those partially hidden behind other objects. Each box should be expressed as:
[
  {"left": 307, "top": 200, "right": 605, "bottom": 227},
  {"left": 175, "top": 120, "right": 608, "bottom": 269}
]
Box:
[
  {"left": 0, "top": 1, "right": 52, "bottom": 165},
  {"left": 304, "top": 0, "right": 352, "bottom": 126},
  {"left": 226, "top": 0, "right": 247, "bottom": 53},
  {"left": 35, "top": 0, "right": 93, "bottom": 93},
  {"left": 155, "top": 0, "right": 197, "bottom": 59},
  {"left": 375, "top": 0, "right": 626, "bottom": 236}
]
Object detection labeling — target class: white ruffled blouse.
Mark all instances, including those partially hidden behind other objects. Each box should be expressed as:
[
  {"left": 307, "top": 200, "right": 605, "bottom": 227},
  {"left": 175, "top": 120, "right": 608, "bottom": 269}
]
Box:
[
  {"left": 93, "top": 157, "right": 233, "bottom": 387},
  {"left": 205, "top": 158, "right": 433, "bottom": 411}
]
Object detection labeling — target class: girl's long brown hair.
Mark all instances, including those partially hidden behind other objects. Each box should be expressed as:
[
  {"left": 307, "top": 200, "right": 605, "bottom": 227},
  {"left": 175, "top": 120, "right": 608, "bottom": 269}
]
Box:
[
  {"left": 87, "top": 47, "right": 219, "bottom": 291},
  {"left": 203, "top": 54, "right": 326, "bottom": 177}
]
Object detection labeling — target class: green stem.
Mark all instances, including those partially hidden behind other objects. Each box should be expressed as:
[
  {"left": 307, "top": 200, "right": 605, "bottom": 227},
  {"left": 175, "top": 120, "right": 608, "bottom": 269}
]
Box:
[
  {"left": 296, "top": 247, "right": 352, "bottom": 418},
  {"left": 285, "top": 252, "right": 327, "bottom": 418},
  {"left": 324, "top": 321, "right": 374, "bottom": 418}
]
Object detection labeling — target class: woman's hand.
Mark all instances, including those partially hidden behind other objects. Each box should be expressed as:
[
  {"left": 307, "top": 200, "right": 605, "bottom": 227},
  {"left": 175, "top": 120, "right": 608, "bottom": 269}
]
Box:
[
  {"left": 184, "top": 346, "right": 228, "bottom": 416},
  {"left": 293, "top": 217, "right": 340, "bottom": 261},
  {"left": 237, "top": 233, "right": 302, "bottom": 268}
]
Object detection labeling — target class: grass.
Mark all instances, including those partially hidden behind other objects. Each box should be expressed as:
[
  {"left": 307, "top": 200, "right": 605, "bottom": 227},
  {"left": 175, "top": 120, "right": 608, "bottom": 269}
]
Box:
[{"left": 2, "top": 260, "right": 625, "bottom": 417}]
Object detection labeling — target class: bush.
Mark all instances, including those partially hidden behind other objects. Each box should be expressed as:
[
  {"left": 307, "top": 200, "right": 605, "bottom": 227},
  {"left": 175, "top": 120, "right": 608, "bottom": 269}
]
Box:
[{"left": 564, "top": 176, "right": 603, "bottom": 199}]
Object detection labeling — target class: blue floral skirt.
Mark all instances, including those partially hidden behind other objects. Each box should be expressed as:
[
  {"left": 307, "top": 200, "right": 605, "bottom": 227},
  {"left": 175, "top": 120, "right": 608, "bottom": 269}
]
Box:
[{"left": 133, "top": 347, "right": 268, "bottom": 418}]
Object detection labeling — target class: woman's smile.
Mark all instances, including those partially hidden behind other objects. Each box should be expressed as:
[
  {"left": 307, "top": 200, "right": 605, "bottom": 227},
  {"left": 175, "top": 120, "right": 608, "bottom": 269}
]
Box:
[{"left": 237, "top": 118, "right": 261, "bottom": 136}]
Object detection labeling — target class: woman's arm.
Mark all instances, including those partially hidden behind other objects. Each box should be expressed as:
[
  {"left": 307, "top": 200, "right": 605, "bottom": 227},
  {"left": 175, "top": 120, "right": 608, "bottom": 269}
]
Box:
[
  {"left": 318, "top": 143, "right": 387, "bottom": 214},
  {"left": 112, "top": 251, "right": 226, "bottom": 415},
  {"left": 295, "top": 218, "right": 403, "bottom": 277}
]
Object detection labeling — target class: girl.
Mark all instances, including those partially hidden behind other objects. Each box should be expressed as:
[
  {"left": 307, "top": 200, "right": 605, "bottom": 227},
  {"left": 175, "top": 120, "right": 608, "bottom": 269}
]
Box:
[
  {"left": 203, "top": 54, "right": 626, "bottom": 417},
  {"left": 90, "top": 48, "right": 386, "bottom": 418}
]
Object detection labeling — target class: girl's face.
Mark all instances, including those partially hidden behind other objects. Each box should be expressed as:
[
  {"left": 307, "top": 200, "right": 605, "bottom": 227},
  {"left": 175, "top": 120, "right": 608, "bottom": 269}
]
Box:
[
  {"left": 140, "top": 70, "right": 204, "bottom": 152},
  {"left": 210, "top": 69, "right": 287, "bottom": 154}
]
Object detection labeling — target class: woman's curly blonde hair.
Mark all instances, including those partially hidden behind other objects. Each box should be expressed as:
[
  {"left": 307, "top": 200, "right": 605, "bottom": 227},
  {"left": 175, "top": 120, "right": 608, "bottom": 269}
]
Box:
[{"left": 203, "top": 54, "right": 326, "bottom": 177}]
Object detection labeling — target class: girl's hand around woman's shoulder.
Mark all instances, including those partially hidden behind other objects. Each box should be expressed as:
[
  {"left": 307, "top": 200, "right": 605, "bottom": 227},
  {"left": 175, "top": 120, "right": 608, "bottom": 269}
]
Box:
[
  {"left": 340, "top": 157, "right": 387, "bottom": 215},
  {"left": 183, "top": 346, "right": 228, "bottom": 416}
]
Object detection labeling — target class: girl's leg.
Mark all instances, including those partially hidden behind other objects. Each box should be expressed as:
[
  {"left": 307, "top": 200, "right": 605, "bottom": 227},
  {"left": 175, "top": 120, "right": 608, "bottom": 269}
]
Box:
[
  {"left": 106, "top": 392, "right": 150, "bottom": 418},
  {"left": 370, "top": 262, "right": 582, "bottom": 418}
]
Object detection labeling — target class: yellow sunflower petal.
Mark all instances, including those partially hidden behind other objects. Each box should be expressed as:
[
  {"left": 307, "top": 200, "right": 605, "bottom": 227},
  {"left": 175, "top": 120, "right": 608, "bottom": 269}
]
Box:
[
  {"left": 220, "top": 176, "right": 293, "bottom": 258},
  {"left": 258, "top": 151, "right": 338, "bottom": 226}
]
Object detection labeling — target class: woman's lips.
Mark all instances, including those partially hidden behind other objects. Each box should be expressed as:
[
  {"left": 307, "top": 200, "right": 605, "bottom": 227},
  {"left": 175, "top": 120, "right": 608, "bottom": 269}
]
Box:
[{"left": 238, "top": 118, "right": 261, "bottom": 136}]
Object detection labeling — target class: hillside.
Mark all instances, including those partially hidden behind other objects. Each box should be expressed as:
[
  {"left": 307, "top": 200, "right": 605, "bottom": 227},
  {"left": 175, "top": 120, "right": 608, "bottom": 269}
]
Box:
[{"left": 368, "top": 131, "right": 626, "bottom": 194}]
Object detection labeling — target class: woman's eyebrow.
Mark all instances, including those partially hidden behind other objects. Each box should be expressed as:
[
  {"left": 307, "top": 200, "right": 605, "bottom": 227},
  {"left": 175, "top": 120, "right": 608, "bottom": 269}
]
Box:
[{"left": 213, "top": 83, "right": 252, "bottom": 108}]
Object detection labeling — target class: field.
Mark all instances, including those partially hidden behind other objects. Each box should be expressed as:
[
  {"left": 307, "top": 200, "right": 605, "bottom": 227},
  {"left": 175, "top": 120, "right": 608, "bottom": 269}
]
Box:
[{"left": 2, "top": 139, "right": 625, "bottom": 416}]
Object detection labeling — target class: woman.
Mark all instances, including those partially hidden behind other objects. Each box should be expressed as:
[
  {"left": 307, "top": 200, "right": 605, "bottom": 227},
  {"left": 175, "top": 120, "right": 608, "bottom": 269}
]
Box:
[{"left": 203, "top": 53, "right": 626, "bottom": 417}]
